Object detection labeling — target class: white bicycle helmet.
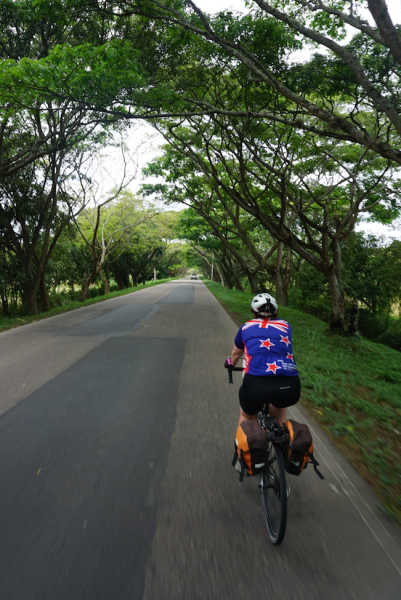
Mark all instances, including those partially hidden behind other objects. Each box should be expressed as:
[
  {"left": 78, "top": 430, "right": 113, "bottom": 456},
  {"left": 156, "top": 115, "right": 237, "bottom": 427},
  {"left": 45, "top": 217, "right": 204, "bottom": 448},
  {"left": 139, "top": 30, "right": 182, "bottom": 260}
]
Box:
[{"left": 251, "top": 292, "right": 278, "bottom": 317}]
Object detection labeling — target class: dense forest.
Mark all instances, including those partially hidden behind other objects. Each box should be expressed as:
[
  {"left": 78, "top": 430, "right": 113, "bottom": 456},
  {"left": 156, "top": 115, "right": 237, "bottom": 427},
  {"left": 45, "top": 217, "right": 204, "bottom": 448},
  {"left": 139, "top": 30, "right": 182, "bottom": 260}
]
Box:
[{"left": 0, "top": 0, "right": 400, "bottom": 347}]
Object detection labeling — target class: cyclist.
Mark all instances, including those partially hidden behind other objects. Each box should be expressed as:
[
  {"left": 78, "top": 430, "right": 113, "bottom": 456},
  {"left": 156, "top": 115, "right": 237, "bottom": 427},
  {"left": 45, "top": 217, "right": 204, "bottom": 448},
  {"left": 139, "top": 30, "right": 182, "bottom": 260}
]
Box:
[{"left": 228, "top": 292, "right": 300, "bottom": 427}]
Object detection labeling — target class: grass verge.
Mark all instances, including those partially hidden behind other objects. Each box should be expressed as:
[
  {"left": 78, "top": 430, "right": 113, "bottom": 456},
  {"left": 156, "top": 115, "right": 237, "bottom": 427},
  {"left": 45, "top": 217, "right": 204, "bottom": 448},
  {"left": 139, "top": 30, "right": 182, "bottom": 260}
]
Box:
[
  {"left": 205, "top": 280, "right": 401, "bottom": 526},
  {"left": 0, "top": 279, "right": 174, "bottom": 333}
]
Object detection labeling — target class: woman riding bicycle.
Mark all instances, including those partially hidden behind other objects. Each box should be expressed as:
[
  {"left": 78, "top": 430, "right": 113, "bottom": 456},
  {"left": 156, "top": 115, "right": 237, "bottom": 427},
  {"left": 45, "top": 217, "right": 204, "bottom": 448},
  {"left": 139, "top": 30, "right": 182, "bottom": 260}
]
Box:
[{"left": 229, "top": 292, "right": 300, "bottom": 427}]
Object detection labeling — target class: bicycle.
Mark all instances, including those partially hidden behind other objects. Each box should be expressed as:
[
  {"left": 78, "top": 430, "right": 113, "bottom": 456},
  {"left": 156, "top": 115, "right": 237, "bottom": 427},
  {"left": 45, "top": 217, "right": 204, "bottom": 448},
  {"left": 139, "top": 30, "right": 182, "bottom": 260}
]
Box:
[{"left": 226, "top": 363, "right": 289, "bottom": 545}]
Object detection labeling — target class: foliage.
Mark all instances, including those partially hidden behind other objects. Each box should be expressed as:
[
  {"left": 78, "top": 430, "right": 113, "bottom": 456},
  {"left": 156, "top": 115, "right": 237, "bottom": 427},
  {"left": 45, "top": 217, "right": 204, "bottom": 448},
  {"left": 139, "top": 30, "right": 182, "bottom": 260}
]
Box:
[
  {"left": 0, "top": 174, "right": 185, "bottom": 314},
  {"left": 376, "top": 317, "right": 401, "bottom": 352},
  {"left": 143, "top": 105, "right": 400, "bottom": 331},
  {"left": 74, "top": 0, "right": 401, "bottom": 168},
  {"left": 288, "top": 232, "right": 401, "bottom": 347},
  {"left": 1, "top": 0, "right": 400, "bottom": 332},
  {"left": 289, "top": 262, "right": 331, "bottom": 322},
  {"left": 342, "top": 234, "right": 401, "bottom": 313},
  {"left": 105, "top": 207, "right": 183, "bottom": 286}
]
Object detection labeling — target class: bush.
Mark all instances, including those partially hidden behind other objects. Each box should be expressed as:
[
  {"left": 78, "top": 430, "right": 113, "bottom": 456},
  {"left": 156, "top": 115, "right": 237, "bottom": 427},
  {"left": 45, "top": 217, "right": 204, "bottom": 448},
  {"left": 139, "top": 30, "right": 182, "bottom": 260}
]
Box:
[
  {"left": 88, "top": 286, "right": 103, "bottom": 298},
  {"left": 358, "top": 310, "right": 401, "bottom": 352},
  {"left": 49, "top": 292, "right": 68, "bottom": 308},
  {"left": 358, "top": 309, "right": 389, "bottom": 338},
  {"left": 288, "top": 287, "right": 331, "bottom": 322},
  {"left": 376, "top": 317, "right": 401, "bottom": 351}
]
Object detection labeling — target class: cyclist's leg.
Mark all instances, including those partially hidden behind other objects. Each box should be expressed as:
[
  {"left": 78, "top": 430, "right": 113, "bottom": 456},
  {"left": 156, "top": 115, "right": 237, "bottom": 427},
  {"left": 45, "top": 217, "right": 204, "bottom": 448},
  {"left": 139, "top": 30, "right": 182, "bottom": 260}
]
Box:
[
  {"left": 235, "top": 378, "right": 263, "bottom": 471},
  {"left": 238, "top": 374, "right": 263, "bottom": 425},
  {"left": 267, "top": 375, "right": 301, "bottom": 424},
  {"left": 238, "top": 408, "right": 257, "bottom": 426}
]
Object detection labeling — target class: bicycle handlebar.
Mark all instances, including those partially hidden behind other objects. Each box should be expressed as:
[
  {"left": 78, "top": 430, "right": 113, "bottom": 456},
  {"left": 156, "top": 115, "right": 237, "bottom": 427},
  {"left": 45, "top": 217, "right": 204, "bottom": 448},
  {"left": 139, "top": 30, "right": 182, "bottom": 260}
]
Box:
[{"left": 224, "top": 362, "right": 243, "bottom": 384}]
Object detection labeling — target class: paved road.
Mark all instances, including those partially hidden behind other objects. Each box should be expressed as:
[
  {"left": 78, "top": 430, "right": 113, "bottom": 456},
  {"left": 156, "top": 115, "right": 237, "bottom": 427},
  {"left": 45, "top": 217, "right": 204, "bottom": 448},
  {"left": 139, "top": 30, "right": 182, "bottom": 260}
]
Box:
[{"left": 0, "top": 280, "right": 400, "bottom": 599}]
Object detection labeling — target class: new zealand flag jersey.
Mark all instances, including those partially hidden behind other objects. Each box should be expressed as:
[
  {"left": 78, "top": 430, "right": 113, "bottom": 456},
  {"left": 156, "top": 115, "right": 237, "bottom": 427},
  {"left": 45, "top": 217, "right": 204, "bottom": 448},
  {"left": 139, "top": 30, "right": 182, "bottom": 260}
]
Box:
[{"left": 234, "top": 318, "right": 299, "bottom": 377}]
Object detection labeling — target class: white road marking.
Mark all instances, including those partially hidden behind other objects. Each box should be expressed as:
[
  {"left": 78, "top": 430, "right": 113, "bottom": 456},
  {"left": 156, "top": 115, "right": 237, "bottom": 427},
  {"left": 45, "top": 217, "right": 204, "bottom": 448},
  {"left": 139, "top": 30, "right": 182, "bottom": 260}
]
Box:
[
  {"left": 291, "top": 404, "right": 401, "bottom": 578},
  {"left": 329, "top": 483, "right": 341, "bottom": 495}
]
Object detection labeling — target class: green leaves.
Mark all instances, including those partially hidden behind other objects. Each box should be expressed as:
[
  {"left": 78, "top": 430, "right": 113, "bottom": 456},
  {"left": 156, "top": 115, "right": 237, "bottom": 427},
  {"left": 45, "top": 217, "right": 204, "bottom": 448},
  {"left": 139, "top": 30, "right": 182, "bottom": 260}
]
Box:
[{"left": 0, "top": 40, "right": 144, "bottom": 110}]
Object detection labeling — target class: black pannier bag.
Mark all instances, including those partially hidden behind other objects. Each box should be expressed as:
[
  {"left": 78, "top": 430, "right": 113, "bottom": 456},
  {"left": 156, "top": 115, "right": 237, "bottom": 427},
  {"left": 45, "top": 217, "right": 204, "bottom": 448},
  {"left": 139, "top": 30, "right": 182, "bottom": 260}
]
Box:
[
  {"left": 232, "top": 420, "right": 269, "bottom": 480},
  {"left": 284, "top": 419, "right": 324, "bottom": 479}
]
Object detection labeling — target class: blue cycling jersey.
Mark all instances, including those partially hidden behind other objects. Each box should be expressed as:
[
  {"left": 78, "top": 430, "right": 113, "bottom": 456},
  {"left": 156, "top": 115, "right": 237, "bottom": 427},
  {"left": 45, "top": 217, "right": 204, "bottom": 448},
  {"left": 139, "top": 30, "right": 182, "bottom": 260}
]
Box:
[{"left": 234, "top": 318, "right": 298, "bottom": 377}]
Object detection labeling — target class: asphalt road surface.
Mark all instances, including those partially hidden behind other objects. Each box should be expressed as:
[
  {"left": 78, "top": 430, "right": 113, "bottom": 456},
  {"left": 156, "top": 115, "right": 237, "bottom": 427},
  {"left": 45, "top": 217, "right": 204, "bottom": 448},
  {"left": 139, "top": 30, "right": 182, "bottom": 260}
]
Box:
[{"left": 0, "top": 280, "right": 400, "bottom": 600}]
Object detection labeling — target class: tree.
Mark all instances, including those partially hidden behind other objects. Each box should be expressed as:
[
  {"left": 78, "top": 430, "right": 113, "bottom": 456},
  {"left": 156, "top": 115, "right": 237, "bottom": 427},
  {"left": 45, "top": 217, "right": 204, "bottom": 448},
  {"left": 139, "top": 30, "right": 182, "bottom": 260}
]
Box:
[
  {"left": 342, "top": 233, "right": 401, "bottom": 315},
  {"left": 144, "top": 146, "right": 292, "bottom": 294},
  {"left": 177, "top": 208, "right": 248, "bottom": 289},
  {"left": 103, "top": 209, "right": 182, "bottom": 285},
  {"left": 4, "top": 1, "right": 401, "bottom": 170},
  {"left": 0, "top": 0, "right": 129, "bottom": 177},
  {"left": 0, "top": 1, "right": 146, "bottom": 313},
  {"left": 0, "top": 134, "right": 93, "bottom": 313},
  {"left": 74, "top": 190, "right": 157, "bottom": 298},
  {"left": 97, "top": 1, "right": 401, "bottom": 166},
  {"left": 144, "top": 109, "right": 400, "bottom": 330}
]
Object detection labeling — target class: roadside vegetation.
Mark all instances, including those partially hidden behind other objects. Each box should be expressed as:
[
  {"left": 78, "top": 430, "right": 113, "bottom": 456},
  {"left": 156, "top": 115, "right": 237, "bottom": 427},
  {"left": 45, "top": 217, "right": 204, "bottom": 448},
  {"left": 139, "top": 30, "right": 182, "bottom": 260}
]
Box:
[
  {"left": 206, "top": 280, "right": 401, "bottom": 527},
  {"left": 0, "top": 278, "right": 174, "bottom": 332}
]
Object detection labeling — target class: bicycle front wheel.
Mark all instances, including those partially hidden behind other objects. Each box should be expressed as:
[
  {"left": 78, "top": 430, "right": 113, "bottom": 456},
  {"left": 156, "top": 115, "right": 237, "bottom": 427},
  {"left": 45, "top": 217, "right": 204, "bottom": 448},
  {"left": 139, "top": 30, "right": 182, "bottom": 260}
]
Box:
[{"left": 259, "top": 443, "right": 287, "bottom": 545}]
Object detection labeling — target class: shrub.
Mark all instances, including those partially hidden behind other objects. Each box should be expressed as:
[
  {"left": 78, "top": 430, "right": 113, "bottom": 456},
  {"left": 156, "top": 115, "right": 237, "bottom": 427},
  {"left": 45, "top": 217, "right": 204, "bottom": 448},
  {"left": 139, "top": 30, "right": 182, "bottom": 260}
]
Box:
[
  {"left": 376, "top": 317, "right": 401, "bottom": 351},
  {"left": 358, "top": 309, "right": 389, "bottom": 338}
]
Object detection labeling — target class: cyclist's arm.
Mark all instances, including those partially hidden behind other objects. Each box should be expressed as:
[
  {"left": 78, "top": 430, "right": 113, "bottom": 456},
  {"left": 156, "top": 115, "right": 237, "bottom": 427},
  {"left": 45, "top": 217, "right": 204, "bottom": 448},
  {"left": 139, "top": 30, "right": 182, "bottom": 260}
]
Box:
[{"left": 231, "top": 345, "right": 243, "bottom": 366}]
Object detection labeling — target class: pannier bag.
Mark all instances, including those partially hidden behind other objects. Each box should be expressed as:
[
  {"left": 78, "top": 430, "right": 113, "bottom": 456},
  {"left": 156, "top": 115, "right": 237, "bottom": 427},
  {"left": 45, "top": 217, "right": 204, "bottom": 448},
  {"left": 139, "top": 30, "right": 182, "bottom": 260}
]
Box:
[
  {"left": 284, "top": 419, "right": 324, "bottom": 479},
  {"left": 232, "top": 420, "right": 269, "bottom": 480}
]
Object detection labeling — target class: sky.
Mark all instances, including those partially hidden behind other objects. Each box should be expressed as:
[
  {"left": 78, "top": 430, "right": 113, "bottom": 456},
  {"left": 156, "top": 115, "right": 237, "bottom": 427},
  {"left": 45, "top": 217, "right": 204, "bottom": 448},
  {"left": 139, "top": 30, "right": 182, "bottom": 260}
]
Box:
[
  {"left": 95, "top": 0, "right": 401, "bottom": 242},
  {"left": 196, "top": 0, "right": 401, "bottom": 20}
]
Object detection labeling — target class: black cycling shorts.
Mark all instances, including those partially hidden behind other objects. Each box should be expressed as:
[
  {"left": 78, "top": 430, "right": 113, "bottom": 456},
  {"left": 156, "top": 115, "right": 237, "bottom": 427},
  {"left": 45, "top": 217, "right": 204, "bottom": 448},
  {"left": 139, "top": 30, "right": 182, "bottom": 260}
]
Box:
[{"left": 239, "top": 374, "right": 300, "bottom": 415}]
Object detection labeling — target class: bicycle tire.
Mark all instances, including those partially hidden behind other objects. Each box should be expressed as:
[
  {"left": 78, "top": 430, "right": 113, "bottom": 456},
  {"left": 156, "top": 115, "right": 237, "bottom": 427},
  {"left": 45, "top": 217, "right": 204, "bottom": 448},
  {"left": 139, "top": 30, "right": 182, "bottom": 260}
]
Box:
[{"left": 259, "top": 442, "right": 287, "bottom": 545}]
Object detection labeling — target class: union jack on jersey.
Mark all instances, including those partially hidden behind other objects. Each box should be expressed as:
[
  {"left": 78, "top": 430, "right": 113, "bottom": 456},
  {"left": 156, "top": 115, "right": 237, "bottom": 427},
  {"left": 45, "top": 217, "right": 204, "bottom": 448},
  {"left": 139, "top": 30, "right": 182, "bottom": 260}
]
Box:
[{"left": 242, "top": 318, "right": 289, "bottom": 334}]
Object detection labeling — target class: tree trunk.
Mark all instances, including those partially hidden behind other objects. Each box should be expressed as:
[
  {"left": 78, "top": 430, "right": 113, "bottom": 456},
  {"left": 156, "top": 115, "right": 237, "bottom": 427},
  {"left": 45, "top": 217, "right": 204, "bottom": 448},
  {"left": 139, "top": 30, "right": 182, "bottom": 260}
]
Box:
[
  {"left": 329, "top": 271, "right": 345, "bottom": 332},
  {"left": 81, "top": 277, "right": 91, "bottom": 301},
  {"left": 22, "top": 280, "right": 39, "bottom": 315},
  {"left": 275, "top": 242, "right": 284, "bottom": 305},
  {"left": 221, "top": 256, "right": 243, "bottom": 290},
  {"left": 81, "top": 260, "right": 101, "bottom": 300},
  {"left": 232, "top": 272, "right": 243, "bottom": 291},
  {"left": 100, "top": 269, "right": 110, "bottom": 295},
  {"left": 281, "top": 248, "right": 292, "bottom": 306},
  {"left": 214, "top": 263, "right": 225, "bottom": 286},
  {"left": 39, "top": 275, "right": 49, "bottom": 312},
  {"left": 328, "top": 240, "right": 345, "bottom": 332},
  {"left": 115, "top": 273, "right": 129, "bottom": 289},
  {"left": 246, "top": 271, "right": 258, "bottom": 294},
  {"left": 277, "top": 280, "right": 289, "bottom": 307},
  {"left": 20, "top": 255, "right": 40, "bottom": 314},
  {"left": 1, "top": 289, "right": 9, "bottom": 316},
  {"left": 275, "top": 242, "right": 286, "bottom": 305},
  {"left": 219, "top": 262, "right": 233, "bottom": 288},
  {"left": 348, "top": 299, "right": 359, "bottom": 336}
]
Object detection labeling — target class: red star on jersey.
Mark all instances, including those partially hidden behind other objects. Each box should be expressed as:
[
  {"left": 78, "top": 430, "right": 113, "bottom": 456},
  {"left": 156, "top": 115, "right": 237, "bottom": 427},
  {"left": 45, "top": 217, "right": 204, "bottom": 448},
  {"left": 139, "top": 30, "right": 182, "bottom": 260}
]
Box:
[
  {"left": 280, "top": 335, "right": 290, "bottom": 346},
  {"left": 266, "top": 361, "right": 280, "bottom": 374},
  {"left": 259, "top": 338, "right": 274, "bottom": 350},
  {"left": 286, "top": 352, "right": 294, "bottom": 361}
]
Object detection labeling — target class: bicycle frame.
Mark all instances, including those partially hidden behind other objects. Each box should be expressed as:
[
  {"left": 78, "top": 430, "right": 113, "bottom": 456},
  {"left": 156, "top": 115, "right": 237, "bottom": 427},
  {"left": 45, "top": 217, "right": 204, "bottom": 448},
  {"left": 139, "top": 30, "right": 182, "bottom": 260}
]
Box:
[{"left": 226, "top": 361, "right": 289, "bottom": 544}]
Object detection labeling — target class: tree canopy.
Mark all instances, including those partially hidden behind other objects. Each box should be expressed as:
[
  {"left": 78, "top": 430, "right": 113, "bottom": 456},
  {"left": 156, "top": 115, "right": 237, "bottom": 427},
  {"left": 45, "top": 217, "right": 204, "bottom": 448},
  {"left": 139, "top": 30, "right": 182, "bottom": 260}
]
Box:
[{"left": 1, "top": 0, "right": 400, "bottom": 340}]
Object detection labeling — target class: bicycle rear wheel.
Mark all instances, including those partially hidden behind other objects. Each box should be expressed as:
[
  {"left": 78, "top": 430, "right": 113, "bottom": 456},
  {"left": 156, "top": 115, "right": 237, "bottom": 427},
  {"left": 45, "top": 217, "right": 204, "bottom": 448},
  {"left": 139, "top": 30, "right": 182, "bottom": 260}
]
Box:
[{"left": 259, "top": 442, "right": 287, "bottom": 545}]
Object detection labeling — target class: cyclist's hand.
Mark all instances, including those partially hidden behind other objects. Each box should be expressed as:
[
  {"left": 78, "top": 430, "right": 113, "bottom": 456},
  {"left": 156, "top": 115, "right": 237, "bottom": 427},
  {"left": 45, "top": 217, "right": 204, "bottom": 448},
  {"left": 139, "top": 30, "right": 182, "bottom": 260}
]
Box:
[{"left": 224, "top": 357, "right": 233, "bottom": 369}]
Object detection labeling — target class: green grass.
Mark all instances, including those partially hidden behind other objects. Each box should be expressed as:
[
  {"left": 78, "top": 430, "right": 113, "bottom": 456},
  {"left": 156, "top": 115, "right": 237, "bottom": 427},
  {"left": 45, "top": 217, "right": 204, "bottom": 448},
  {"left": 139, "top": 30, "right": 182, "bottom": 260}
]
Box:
[
  {"left": 206, "top": 280, "right": 401, "bottom": 526},
  {"left": 0, "top": 279, "right": 174, "bottom": 332}
]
